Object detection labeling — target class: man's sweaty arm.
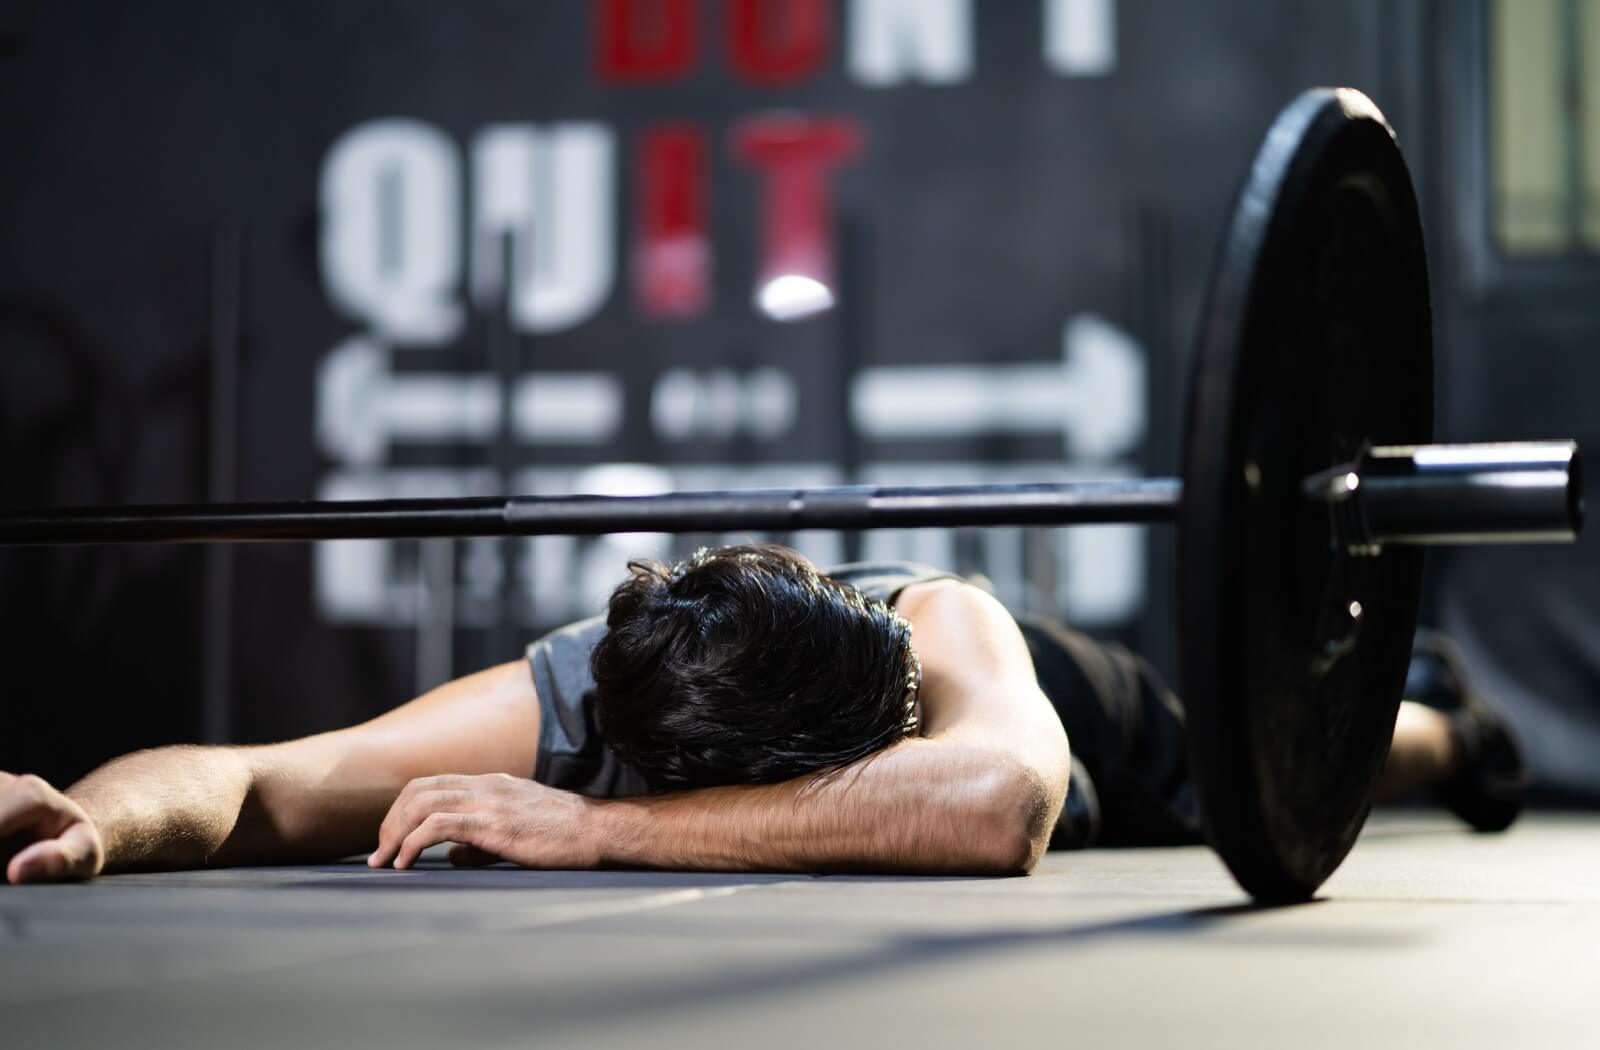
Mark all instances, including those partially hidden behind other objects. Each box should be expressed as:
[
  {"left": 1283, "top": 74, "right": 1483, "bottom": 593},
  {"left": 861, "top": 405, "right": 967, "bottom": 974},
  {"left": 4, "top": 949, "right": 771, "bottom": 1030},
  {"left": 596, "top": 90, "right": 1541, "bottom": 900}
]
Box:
[
  {"left": 2, "top": 661, "right": 542, "bottom": 882},
  {"left": 373, "top": 580, "right": 1073, "bottom": 876}
]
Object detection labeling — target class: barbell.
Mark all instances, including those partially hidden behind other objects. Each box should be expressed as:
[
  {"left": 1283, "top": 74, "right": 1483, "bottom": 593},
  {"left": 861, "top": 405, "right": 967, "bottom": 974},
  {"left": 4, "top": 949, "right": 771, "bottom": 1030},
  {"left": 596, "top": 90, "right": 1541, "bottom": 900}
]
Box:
[{"left": 0, "top": 89, "right": 1586, "bottom": 901}]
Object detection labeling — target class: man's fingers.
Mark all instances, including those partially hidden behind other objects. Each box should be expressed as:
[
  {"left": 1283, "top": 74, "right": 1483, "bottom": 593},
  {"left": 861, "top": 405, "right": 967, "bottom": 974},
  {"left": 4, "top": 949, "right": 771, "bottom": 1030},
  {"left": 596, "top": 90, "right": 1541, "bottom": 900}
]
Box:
[
  {"left": 371, "top": 798, "right": 462, "bottom": 870},
  {"left": 373, "top": 783, "right": 418, "bottom": 860},
  {"left": 372, "top": 780, "right": 480, "bottom": 868},
  {"left": 370, "top": 782, "right": 423, "bottom": 867},
  {"left": 0, "top": 777, "right": 58, "bottom": 841},
  {"left": 447, "top": 843, "right": 501, "bottom": 868},
  {"left": 56, "top": 821, "right": 103, "bottom": 877},
  {"left": 8, "top": 840, "right": 64, "bottom": 883},
  {"left": 394, "top": 812, "right": 479, "bottom": 871},
  {"left": 10, "top": 841, "right": 74, "bottom": 884},
  {"left": 393, "top": 811, "right": 463, "bottom": 870},
  {"left": 382, "top": 784, "right": 464, "bottom": 851},
  {"left": 7, "top": 821, "right": 102, "bottom": 884}
]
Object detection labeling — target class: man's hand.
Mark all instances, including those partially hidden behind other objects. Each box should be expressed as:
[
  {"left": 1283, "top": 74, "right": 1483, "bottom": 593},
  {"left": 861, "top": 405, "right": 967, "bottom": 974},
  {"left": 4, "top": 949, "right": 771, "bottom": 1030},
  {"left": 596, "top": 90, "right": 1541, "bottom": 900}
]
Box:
[
  {"left": 368, "top": 773, "right": 602, "bottom": 871},
  {"left": 0, "top": 772, "right": 106, "bottom": 884}
]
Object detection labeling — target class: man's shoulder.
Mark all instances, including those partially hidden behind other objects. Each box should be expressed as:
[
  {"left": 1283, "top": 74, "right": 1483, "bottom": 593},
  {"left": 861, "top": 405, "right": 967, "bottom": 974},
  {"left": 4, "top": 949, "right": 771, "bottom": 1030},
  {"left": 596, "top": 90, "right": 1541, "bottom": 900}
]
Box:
[
  {"left": 527, "top": 613, "right": 609, "bottom": 659},
  {"left": 526, "top": 613, "right": 609, "bottom": 706},
  {"left": 824, "top": 561, "right": 965, "bottom": 606},
  {"left": 895, "top": 575, "right": 1000, "bottom": 625}
]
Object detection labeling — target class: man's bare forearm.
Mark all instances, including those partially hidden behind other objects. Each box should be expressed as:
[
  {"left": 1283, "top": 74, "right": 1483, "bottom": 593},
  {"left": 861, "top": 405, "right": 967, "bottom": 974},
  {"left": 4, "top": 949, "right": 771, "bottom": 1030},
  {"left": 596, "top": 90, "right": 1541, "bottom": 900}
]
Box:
[
  {"left": 66, "top": 746, "right": 259, "bottom": 872},
  {"left": 590, "top": 737, "right": 1060, "bottom": 876}
]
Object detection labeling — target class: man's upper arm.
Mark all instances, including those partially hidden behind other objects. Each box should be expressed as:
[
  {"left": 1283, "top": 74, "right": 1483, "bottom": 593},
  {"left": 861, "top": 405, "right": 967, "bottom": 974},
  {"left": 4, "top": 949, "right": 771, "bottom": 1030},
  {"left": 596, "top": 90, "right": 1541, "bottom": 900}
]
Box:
[
  {"left": 897, "top": 580, "right": 1071, "bottom": 786},
  {"left": 222, "top": 661, "right": 543, "bottom": 861}
]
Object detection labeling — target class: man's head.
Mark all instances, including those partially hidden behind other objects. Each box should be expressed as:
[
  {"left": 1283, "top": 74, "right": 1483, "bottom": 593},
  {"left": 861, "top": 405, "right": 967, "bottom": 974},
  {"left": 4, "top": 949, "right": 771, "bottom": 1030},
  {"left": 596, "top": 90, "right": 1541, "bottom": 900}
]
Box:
[{"left": 590, "top": 544, "right": 919, "bottom": 792}]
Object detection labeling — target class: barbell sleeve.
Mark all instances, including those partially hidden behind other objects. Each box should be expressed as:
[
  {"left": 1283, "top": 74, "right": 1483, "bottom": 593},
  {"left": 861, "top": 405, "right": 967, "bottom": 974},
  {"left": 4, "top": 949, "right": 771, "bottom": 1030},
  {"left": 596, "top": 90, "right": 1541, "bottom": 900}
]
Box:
[{"left": 1303, "top": 440, "right": 1584, "bottom": 551}]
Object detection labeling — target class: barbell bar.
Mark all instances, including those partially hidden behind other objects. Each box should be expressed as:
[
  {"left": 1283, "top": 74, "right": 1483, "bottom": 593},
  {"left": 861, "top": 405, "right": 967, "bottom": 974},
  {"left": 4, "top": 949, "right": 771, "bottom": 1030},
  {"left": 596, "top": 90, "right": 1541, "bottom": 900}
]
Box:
[{"left": 0, "top": 441, "right": 1580, "bottom": 548}]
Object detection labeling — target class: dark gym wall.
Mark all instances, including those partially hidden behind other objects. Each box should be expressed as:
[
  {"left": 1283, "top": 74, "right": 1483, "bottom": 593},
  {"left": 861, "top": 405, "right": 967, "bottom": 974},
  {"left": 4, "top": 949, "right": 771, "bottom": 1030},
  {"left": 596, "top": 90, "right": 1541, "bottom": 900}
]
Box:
[
  {"left": 1426, "top": 3, "right": 1600, "bottom": 801},
  {"left": 4, "top": 1, "right": 1590, "bottom": 799}
]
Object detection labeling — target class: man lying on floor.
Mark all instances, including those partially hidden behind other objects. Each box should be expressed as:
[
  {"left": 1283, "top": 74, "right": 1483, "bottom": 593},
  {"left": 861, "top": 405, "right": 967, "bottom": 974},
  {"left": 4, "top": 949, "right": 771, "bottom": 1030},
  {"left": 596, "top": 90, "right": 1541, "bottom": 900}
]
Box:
[{"left": 0, "top": 545, "right": 1522, "bottom": 884}]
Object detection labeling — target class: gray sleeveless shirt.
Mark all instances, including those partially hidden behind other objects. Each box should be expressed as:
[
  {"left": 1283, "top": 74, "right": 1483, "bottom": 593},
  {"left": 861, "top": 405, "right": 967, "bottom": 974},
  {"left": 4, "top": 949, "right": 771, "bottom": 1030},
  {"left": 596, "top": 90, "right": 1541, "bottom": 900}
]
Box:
[{"left": 525, "top": 561, "right": 957, "bottom": 797}]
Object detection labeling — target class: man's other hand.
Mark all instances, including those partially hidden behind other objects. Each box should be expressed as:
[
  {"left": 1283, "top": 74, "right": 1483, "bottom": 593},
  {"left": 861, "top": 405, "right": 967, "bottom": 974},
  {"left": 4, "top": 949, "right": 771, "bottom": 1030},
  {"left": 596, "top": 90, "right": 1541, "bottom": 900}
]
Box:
[
  {"left": 368, "top": 773, "right": 602, "bottom": 872},
  {"left": 1, "top": 772, "right": 106, "bottom": 884}
]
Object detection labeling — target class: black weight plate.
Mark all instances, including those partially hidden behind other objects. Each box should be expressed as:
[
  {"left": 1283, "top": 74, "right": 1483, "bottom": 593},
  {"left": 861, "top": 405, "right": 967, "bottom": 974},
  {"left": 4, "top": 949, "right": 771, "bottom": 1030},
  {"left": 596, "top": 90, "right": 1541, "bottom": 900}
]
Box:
[{"left": 1179, "top": 89, "right": 1433, "bottom": 900}]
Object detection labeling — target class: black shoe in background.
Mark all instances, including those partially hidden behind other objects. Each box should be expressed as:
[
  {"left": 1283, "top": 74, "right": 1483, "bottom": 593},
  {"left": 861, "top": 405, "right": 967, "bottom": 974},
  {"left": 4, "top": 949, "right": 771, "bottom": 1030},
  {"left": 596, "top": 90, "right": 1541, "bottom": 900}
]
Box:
[{"left": 1406, "top": 629, "right": 1529, "bottom": 833}]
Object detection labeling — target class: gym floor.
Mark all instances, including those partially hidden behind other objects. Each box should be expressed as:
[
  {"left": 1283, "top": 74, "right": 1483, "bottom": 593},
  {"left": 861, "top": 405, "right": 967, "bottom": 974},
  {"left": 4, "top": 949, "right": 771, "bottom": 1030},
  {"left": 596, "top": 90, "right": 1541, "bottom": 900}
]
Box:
[{"left": 4, "top": 812, "right": 1596, "bottom": 1049}]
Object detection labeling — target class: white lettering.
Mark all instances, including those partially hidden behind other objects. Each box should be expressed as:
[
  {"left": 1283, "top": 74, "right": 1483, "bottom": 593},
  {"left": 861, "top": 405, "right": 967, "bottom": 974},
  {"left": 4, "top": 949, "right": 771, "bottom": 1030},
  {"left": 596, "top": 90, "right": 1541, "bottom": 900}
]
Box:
[
  {"left": 1059, "top": 312, "right": 1144, "bottom": 460},
  {"left": 319, "top": 119, "right": 463, "bottom": 345},
  {"left": 1044, "top": 0, "right": 1117, "bottom": 77},
  {"left": 472, "top": 124, "right": 617, "bottom": 333},
  {"left": 315, "top": 335, "right": 623, "bottom": 465},
  {"left": 650, "top": 367, "right": 798, "bottom": 441},
  {"left": 851, "top": 313, "right": 1145, "bottom": 461},
  {"left": 1062, "top": 525, "right": 1142, "bottom": 623},
  {"left": 848, "top": 0, "right": 973, "bottom": 85}
]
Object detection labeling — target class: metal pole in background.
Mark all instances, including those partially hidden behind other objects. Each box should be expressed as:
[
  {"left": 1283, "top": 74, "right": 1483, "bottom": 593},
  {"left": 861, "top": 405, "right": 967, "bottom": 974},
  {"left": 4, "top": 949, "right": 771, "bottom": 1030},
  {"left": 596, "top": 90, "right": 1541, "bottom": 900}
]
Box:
[
  {"left": 202, "top": 222, "right": 243, "bottom": 744},
  {"left": 836, "top": 212, "right": 867, "bottom": 563},
  {"left": 414, "top": 537, "right": 455, "bottom": 695},
  {"left": 491, "top": 231, "right": 520, "bottom": 664},
  {"left": 1130, "top": 201, "right": 1175, "bottom": 673}
]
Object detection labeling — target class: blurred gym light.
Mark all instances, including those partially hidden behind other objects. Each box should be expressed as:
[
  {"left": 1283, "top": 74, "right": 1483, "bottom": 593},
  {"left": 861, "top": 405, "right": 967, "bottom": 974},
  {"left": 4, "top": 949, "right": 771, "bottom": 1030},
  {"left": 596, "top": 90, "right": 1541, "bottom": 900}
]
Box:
[{"left": 755, "top": 273, "right": 835, "bottom": 321}]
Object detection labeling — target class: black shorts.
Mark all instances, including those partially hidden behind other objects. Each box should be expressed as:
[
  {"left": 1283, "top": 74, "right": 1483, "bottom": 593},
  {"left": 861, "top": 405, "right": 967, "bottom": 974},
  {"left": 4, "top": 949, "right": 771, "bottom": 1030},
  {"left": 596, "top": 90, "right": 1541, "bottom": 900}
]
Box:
[{"left": 1016, "top": 615, "right": 1203, "bottom": 848}]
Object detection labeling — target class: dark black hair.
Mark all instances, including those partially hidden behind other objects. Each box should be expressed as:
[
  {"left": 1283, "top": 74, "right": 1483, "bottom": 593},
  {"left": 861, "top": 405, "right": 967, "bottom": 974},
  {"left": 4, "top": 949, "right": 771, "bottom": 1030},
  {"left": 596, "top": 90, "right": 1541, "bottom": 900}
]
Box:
[{"left": 590, "top": 544, "right": 918, "bottom": 791}]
